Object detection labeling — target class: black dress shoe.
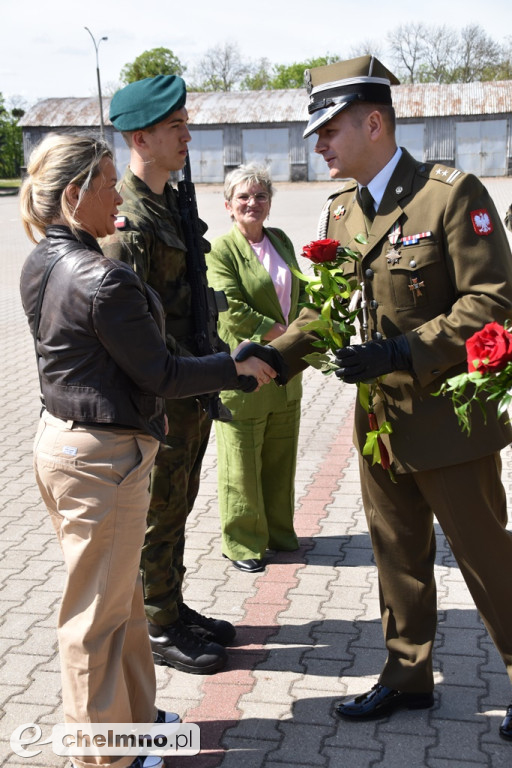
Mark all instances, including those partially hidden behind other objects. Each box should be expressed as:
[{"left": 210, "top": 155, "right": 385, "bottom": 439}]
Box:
[
  {"left": 148, "top": 620, "right": 227, "bottom": 674},
  {"left": 499, "top": 704, "right": 512, "bottom": 740},
  {"left": 335, "top": 683, "right": 434, "bottom": 720},
  {"left": 155, "top": 708, "right": 180, "bottom": 723},
  {"left": 178, "top": 602, "right": 236, "bottom": 646},
  {"left": 222, "top": 554, "right": 265, "bottom": 573}
]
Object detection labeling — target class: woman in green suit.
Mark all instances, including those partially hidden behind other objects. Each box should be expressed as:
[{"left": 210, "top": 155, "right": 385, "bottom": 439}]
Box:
[{"left": 208, "top": 165, "right": 306, "bottom": 573}]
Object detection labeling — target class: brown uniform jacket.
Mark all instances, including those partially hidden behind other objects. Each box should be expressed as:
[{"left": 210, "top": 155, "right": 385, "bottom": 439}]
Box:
[{"left": 273, "top": 149, "right": 512, "bottom": 472}]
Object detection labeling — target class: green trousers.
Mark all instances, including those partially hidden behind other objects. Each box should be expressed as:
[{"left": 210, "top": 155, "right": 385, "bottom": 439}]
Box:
[
  {"left": 215, "top": 399, "right": 301, "bottom": 561},
  {"left": 141, "top": 397, "right": 211, "bottom": 626}
]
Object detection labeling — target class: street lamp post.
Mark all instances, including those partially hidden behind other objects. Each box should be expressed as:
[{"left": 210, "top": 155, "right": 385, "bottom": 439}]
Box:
[{"left": 84, "top": 27, "right": 108, "bottom": 137}]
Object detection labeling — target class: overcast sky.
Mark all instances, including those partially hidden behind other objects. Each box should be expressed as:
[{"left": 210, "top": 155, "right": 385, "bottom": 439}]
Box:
[{"left": 1, "top": 0, "right": 511, "bottom": 106}]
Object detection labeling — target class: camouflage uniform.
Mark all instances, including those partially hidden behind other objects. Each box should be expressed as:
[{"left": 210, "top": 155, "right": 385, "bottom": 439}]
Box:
[
  {"left": 101, "top": 168, "right": 211, "bottom": 626},
  {"left": 505, "top": 204, "right": 512, "bottom": 232}
]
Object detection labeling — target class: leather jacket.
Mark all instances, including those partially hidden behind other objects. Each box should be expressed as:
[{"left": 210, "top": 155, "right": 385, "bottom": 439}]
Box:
[{"left": 20, "top": 226, "right": 240, "bottom": 442}]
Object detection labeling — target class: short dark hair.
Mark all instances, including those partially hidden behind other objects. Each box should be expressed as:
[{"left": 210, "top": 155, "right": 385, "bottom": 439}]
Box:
[{"left": 348, "top": 102, "right": 396, "bottom": 133}]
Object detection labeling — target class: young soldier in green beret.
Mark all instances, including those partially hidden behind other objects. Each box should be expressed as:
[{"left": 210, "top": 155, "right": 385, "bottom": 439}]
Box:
[
  {"left": 241, "top": 54, "right": 512, "bottom": 739},
  {"left": 102, "top": 75, "right": 236, "bottom": 675}
]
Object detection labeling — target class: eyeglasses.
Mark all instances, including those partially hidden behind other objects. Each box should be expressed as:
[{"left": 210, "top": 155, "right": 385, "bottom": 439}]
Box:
[{"left": 233, "top": 192, "right": 270, "bottom": 204}]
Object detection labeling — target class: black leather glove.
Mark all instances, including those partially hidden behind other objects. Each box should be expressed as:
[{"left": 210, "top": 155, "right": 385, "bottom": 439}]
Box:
[
  {"left": 234, "top": 343, "right": 289, "bottom": 386},
  {"left": 334, "top": 335, "right": 412, "bottom": 383},
  {"left": 236, "top": 375, "right": 258, "bottom": 392}
]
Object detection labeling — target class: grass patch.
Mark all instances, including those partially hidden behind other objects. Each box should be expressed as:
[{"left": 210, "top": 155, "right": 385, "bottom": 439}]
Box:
[{"left": 0, "top": 178, "right": 21, "bottom": 188}]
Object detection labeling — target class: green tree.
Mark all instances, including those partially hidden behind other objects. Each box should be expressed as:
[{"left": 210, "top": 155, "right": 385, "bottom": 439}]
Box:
[
  {"left": 496, "top": 36, "right": 512, "bottom": 79},
  {"left": 266, "top": 56, "right": 341, "bottom": 89},
  {"left": 120, "top": 47, "right": 186, "bottom": 84},
  {"left": 240, "top": 58, "right": 273, "bottom": 90},
  {"left": 0, "top": 93, "right": 24, "bottom": 178}
]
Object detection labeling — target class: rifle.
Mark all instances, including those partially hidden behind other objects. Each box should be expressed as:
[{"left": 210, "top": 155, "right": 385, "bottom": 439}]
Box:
[{"left": 177, "top": 154, "right": 233, "bottom": 422}]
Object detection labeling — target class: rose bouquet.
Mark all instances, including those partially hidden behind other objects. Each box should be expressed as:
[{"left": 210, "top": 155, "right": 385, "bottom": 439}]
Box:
[
  {"left": 293, "top": 237, "right": 393, "bottom": 474},
  {"left": 437, "top": 321, "right": 512, "bottom": 433},
  {"left": 295, "top": 238, "right": 361, "bottom": 365}
]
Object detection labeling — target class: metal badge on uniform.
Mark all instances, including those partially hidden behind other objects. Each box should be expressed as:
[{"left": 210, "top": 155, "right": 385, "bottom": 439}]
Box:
[
  {"left": 471, "top": 209, "right": 493, "bottom": 236},
  {"left": 386, "top": 248, "right": 401, "bottom": 265},
  {"left": 408, "top": 277, "right": 425, "bottom": 296},
  {"left": 386, "top": 223, "right": 402, "bottom": 264},
  {"left": 333, "top": 205, "right": 345, "bottom": 220},
  {"left": 114, "top": 215, "right": 128, "bottom": 230}
]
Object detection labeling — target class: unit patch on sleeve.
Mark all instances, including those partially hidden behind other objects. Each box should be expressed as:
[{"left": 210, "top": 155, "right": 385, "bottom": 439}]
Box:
[
  {"left": 114, "top": 215, "right": 128, "bottom": 230},
  {"left": 471, "top": 209, "right": 493, "bottom": 236}
]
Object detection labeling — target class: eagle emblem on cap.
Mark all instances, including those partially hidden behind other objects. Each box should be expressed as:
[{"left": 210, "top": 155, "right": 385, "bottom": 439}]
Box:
[{"left": 303, "top": 69, "right": 313, "bottom": 94}]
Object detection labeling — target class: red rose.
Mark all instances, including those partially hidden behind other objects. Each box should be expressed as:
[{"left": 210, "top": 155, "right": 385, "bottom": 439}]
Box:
[
  {"left": 466, "top": 322, "right": 512, "bottom": 373},
  {"left": 302, "top": 238, "right": 340, "bottom": 264}
]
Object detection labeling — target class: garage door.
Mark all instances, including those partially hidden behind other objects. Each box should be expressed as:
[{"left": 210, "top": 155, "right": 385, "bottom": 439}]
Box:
[
  {"left": 455, "top": 120, "right": 507, "bottom": 177},
  {"left": 242, "top": 128, "right": 289, "bottom": 181},
  {"left": 396, "top": 124, "right": 424, "bottom": 161},
  {"left": 306, "top": 134, "right": 331, "bottom": 181},
  {"left": 188, "top": 129, "right": 224, "bottom": 182}
]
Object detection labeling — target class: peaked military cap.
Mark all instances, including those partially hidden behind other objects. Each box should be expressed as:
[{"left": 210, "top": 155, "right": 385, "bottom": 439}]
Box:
[
  {"left": 303, "top": 55, "right": 400, "bottom": 138},
  {"left": 109, "top": 74, "right": 187, "bottom": 131}
]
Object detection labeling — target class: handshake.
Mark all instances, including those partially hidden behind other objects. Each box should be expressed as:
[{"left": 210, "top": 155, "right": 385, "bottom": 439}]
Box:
[
  {"left": 231, "top": 334, "right": 412, "bottom": 391},
  {"left": 232, "top": 342, "right": 288, "bottom": 392}
]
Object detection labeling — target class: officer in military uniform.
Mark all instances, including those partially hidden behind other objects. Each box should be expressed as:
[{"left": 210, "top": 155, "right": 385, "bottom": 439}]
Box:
[
  {"left": 101, "top": 75, "right": 236, "bottom": 675},
  {"left": 244, "top": 55, "right": 512, "bottom": 738}
]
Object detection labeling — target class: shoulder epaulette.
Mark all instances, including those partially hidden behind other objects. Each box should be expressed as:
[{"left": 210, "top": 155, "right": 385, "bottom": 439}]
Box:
[{"left": 418, "top": 162, "right": 464, "bottom": 186}]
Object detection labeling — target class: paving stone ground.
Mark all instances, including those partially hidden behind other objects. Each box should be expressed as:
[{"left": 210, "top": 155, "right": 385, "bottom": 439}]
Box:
[{"left": 1, "top": 179, "right": 512, "bottom": 768}]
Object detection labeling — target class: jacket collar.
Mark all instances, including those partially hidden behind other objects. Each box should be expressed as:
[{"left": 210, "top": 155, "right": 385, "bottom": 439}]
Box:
[{"left": 45, "top": 225, "right": 103, "bottom": 254}]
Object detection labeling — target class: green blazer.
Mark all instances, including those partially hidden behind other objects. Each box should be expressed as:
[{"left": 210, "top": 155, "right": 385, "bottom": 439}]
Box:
[{"left": 207, "top": 224, "right": 305, "bottom": 418}]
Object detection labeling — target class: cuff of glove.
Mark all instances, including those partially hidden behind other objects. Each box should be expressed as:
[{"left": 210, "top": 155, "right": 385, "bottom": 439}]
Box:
[
  {"left": 234, "top": 342, "right": 289, "bottom": 386},
  {"left": 236, "top": 375, "right": 258, "bottom": 392}
]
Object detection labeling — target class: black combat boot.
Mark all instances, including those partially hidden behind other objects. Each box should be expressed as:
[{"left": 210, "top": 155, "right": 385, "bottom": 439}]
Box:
[
  {"left": 148, "top": 620, "right": 227, "bottom": 674},
  {"left": 178, "top": 603, "right": 236, "bottom": 646}
]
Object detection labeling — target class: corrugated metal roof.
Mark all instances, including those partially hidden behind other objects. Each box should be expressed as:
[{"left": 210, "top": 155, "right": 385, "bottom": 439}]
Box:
[
  {"left": 186, "top": 90, "right": 308, "bottom": 124},
  {"left": 20, "top": 97, "right": 104, "bottom": 127},
  {"left": 393, "top": 81, "right": 512, "bottom": 118},
  {"left": 19, "top": 81, "right": 512, "bottom": 128}
]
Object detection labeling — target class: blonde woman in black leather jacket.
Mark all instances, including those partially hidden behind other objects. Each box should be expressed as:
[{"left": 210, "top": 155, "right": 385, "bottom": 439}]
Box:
[{"left": 19, "top": 133, "right": 274, "bottom": 768}]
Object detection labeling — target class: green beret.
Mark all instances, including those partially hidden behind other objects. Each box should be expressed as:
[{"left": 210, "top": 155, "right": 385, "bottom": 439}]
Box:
[{"left": 109, "top": 74, "right": 187, "bottom": 131}]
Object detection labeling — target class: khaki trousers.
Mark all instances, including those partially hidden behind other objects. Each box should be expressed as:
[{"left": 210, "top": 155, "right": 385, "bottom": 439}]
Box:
[
  {"left": 360, "top": 451, "right": 512, "bottom": 693},
  {"left": 34, "top": 412, "right": 159, "bottom": 768}
]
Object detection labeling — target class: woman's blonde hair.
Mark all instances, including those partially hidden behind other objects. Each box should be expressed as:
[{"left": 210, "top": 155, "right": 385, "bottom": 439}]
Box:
[{"left": 19, "top": 133, "right": 113, "bottom": 243}]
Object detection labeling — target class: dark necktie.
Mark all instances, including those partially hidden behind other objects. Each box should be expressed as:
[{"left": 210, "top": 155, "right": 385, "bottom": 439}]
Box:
[{"left": 359, "top": 186, "right": 376, "bottom": 231}]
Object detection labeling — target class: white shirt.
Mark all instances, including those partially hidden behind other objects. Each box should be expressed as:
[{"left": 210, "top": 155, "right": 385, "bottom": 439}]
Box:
[{"left": 361, "top": 146, "right": 403, "bottom": 213}]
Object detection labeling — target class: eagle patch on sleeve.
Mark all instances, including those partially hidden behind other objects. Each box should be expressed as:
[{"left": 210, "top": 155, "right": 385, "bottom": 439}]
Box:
[{"left": 471, "top": 209, "right": 493, "bottom": 236}]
